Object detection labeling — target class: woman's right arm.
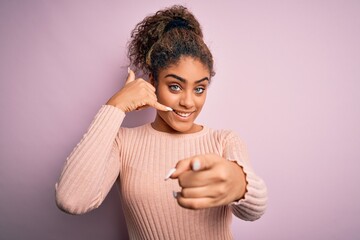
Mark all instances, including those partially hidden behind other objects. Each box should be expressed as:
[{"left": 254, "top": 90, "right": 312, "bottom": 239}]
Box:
[
  {"left": 55, "top": 69, "right": 171, "bottom": 215},
  {"left": 55, "top": 105, "right": 124, "bottom": 215}
]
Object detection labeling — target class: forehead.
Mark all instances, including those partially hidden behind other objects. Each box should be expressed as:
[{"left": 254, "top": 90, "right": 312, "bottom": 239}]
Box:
[{"left": 159, "top": 56, "right": 210, "bottom": 81}]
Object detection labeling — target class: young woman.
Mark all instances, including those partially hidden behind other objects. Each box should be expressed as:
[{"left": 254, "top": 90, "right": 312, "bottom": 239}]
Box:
[{"left": 55, "top": 5, "right": 267, "bottom": 239}]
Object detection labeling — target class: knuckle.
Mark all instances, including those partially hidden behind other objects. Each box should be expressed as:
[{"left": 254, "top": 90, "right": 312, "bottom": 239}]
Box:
[
  {"left": 181, "top": 189, "right": 188, "bottom": 198},
  {"left": 139, "top": 79, "right": 148, "bottom": 86},
  {"left": 219, "top": 174, "right": 227, "bottom": 182},
  {"left": 189, "top": 201, "right": 201, "bottom": 209},
  {"left": 217, "top": 168, "right": 228, "bottom": 181},
  {"left": 176, "top": 159, "right": 187, "bottom": 168},
  {"left": 217, "top": 186, "right": 227, "bottom": 196},
  {"left": 139, "top": 86, "right": 147, "bottom": 93},
  {"left": 216, "top": 197, "right": 227, "bottom": 206},
  {"left": 179, "top": 199, "right": 202, "bottom": 210},
  {"left": 139, "top": 91, "right": 150, "bottom": 100},
  {"left": 179, "top": 199, "right": 193, "bottom": 209},
  {"left": 135, "top": 79, "right": 145, "bottom": 87},
  {"left": 178, "top": 176, "right": 185, "bottom": 187}
]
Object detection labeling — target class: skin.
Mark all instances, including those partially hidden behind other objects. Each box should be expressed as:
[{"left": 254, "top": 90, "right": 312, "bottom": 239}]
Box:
[
  {"left": 106, "top": 56, "right": 247, "bottom": 209},
  {"left": 150, "top": 56, "right": 209, "bottom": 134}
]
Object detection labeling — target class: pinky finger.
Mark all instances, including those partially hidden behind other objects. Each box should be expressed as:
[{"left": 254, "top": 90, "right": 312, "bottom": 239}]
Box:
[{"left": 176, "top": 195, "right": 214, "bottom": 210}]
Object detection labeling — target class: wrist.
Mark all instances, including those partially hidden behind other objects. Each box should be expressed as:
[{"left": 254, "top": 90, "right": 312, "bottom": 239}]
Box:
[
  {"left": 231, "top": 161, "right": 247, "bottom": 201},
  {"left": 105, "top": 100, "right": 127, "bottom": 112}
]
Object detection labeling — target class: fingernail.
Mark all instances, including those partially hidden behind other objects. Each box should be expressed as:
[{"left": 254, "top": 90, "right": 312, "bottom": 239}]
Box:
[
  {"left": 127, "top": 67, "right": 130, "bottom": 74},
  {"left": 166, "top": 107, "right": 173, "bottom": 112},
  {"left": 192, "top": 159, "right": 201, "bottom": 171},
  {"left": 164, "top": 168, "right": 176, "bottom": 180},
  {"left": 172, "top": 191, "right": 178, "bottom": 198}
]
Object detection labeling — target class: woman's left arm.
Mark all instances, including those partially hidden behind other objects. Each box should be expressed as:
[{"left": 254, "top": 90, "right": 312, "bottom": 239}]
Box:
[
  {"left": 170, "top": 132, "right": 267, "bottom": 221},
  {"left": 220, "top": 131, "right": 268, "bottom": 221}
]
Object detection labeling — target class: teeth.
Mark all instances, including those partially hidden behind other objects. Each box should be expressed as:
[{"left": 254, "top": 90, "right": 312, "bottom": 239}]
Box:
[{"left": 175, "top": 111, "right": 191, "bottom": 117}]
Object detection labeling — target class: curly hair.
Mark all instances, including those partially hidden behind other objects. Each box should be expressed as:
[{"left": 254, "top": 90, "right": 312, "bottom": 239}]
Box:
[{"left": 127, "top": 5, "right": 215, "bottom": 82}]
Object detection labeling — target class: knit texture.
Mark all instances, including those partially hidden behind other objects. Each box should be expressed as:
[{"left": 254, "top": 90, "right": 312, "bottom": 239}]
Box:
[{"left": 55, "top": 105, "right": 267, "bottom": 240}]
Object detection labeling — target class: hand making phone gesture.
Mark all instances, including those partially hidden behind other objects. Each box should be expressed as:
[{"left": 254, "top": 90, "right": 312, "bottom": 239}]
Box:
[{"left": 106, "top": 68, "right": 172, "bottom": 112}]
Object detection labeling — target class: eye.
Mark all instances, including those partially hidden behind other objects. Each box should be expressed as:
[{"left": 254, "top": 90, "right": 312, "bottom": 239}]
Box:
[
  {"left": 169, "top": 84, "right": 181, "bottom": 92},
  {"left": 194, "top": 87, "right": 205, "bottom": 94}
]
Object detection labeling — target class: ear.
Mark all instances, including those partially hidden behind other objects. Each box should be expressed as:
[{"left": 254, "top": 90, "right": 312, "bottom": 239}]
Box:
[{"left": 149, "top": 73, "right": 156, "bottom": 87}]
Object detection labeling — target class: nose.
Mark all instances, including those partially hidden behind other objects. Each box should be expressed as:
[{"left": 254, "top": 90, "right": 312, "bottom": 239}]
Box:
[{"left": 179, "top": 90, "right": 195, "bottom": 109}]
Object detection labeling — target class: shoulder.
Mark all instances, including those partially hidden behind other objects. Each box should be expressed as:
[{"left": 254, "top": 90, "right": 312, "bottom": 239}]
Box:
[
  {"left": 206, "top": 127, "right": 249, "bottom": 152},
  {"left": 118, "top": 123, "right": 150, "bottom": 136},
  {"left": 206, "top": 126, "right": 242, "bottom": 142}
]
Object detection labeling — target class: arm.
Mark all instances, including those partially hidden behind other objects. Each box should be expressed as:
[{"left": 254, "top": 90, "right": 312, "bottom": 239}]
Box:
[
  {"left": 223, "top": 132, "right": 268, "bottom": 221},
  {"left": 55, "top": 105, "right": 125, "bottom": 215},
  {"left": 55, "top": 69, "right": 171, "bottom": 215}
]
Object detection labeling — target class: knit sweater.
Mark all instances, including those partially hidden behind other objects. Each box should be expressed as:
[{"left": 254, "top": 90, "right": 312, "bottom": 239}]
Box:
[{"left": 55, "top": 105, "right": 267, "bottom": 240}]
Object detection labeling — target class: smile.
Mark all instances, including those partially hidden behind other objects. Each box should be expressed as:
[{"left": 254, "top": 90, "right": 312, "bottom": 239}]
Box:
[{"left": 173, "top": 110, "right": 194, "bottom": 118}]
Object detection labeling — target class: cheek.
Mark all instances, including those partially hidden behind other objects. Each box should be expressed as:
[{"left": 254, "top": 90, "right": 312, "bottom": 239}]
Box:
[
  {"left": 196, "top": 94, "right": 207, "bottom": 109},
  {"left": 157, "top": 89, "right": 177, "bottom": 105}
]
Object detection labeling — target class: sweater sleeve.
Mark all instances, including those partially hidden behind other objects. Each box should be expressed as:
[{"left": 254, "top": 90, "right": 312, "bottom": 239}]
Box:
[
  {"left": 222, "top": 131, "right": 268, "bottom": 221},
  {"left": 55, "top": 105, "right": 125, "bottom": 215}
]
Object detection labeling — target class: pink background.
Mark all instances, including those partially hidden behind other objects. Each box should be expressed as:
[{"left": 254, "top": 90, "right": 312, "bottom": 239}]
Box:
[{"left": 1, "top": 1, "right": 359, "bottom": 239}]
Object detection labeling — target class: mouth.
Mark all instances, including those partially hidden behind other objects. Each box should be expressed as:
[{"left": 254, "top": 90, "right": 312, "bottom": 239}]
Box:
[{"left": 173, "top": 110, "right": 195, "bottom": 119}]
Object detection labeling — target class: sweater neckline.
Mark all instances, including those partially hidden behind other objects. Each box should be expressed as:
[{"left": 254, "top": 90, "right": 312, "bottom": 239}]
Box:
[{"left": 145, "top": 123, "right": 209, "bottom": 138}]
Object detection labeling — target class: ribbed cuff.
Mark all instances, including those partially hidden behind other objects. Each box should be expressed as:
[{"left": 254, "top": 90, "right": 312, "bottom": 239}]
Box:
[
  {"left": 89, "top": 105, "right": 126, "bottom": 132},
  {"left": 100, "top": 104, "right": 126, "bottom": 119},
  {"left": 229, "top": 160, "right": 268, "bottom": 221}
]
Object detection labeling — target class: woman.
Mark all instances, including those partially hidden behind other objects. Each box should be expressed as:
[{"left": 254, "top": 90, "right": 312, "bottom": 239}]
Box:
[{"left": 55, "top": 5, "right": 267, "bottom": 239}]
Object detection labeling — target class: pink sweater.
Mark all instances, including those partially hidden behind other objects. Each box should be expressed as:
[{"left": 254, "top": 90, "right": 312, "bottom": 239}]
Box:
[{"left": 55, "top": 105, "right": 267, "bottom": 239}]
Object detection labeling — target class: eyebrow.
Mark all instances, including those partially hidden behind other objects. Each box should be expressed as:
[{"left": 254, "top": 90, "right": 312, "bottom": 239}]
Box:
[{"left": 164, "top": 74, "right": 209, "bottom": 83}]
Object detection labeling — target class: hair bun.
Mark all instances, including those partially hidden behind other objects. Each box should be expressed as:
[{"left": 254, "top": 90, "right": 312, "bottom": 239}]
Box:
[
  {"left": 128, "top": 5, "right": 213, "bottom": 76},
  {"left": 164, "top": 17, "right": 192, "bottom": 33}
]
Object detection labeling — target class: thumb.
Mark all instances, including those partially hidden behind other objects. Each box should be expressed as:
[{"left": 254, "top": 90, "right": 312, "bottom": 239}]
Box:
[
  {"left": 169, "top": 155, "right": 210, "bottom": 179},
  {"left": 125, "top": 67, "right": 135, "bottom": 84}
]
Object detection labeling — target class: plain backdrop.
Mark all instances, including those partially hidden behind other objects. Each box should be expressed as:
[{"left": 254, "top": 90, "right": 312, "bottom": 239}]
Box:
[{"left": 1, "top": 0, "right": 360, "bottom": 239}]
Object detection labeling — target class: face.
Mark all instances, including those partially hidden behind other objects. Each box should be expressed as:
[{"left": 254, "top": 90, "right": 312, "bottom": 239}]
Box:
[{"left": 151, "top": 56, "right": 210, "bottom": 134}]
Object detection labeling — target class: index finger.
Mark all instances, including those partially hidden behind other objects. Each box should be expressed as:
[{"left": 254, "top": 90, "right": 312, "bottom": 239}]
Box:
[{"left": 151, "top": 101, "right": 173, "bottom": 112}]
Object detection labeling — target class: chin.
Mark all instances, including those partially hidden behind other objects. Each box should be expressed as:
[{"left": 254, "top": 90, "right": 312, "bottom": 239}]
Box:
[{"left": 169, "top": 123, "right": 194, "bottom": 133}]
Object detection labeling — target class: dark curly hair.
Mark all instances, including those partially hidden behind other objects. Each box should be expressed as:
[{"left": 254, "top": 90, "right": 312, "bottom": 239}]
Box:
[{"left": 127, "top": 5, "right": 215, "bottom": 82}]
